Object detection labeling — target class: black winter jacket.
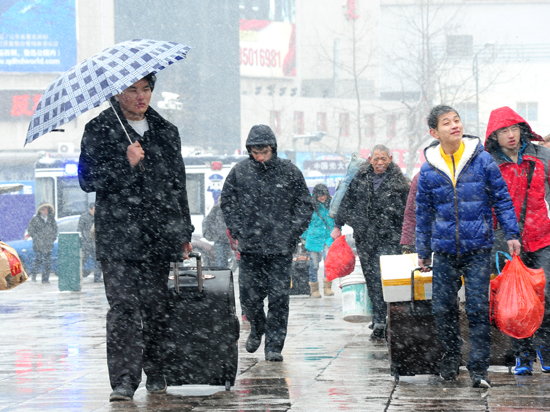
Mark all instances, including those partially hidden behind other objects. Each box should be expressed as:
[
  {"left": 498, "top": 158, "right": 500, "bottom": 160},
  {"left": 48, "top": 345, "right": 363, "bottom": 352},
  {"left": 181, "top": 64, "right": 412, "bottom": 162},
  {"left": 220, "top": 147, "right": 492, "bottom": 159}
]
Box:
[
  {"left": 335, "top": 162, "right": 409, "bottom": 247},
  {"left": 221, "top": 125, "right": 313, "bottom": 254},
  {"left": 78, "top": 101, "right": 194, "bottom": 261},
  {"left": 28, "top": 203, "right": 57, "bottom": 253}
]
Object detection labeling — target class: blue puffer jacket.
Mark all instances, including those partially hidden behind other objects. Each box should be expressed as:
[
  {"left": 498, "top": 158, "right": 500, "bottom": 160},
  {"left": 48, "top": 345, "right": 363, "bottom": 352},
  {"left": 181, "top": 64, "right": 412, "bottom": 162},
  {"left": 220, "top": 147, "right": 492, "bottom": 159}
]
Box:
[
  {"left": 302, "top": 203, "right": 334, "bottom": 252},
  {"left": 416, "top": 136, "right": 519, "bottom": 259}
]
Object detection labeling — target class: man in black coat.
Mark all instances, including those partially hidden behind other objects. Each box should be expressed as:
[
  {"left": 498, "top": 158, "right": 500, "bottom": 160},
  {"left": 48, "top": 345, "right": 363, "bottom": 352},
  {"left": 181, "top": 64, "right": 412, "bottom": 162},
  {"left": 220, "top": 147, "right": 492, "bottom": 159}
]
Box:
[
  {"left": 77, "top": 202, "right": 101, "bottom": 282},
  {"left": 332, "top": 144, "right": 409, "bottom": 340},
  {"left": 27, "top": 202, "right": 57, "bottom": 283},
  {"left": 78, "top": 74, "right": 194, "bottom": 402},
  {"left": 221, "top": 125, "right": 313, "bottom": 362}
]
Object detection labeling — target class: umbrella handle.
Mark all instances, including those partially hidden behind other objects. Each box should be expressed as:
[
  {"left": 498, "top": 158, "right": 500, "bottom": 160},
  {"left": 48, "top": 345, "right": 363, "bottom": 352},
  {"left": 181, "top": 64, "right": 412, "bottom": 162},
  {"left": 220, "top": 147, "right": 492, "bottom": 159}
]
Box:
[{"left": 109, "top": 100, "right": 146, "bottom": 171}]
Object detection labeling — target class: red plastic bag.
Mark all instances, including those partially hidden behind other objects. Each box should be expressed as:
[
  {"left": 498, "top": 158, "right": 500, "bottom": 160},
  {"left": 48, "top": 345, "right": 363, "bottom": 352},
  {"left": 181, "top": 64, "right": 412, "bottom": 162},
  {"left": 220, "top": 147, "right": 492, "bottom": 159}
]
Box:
[
  {"left": 490, "top": 254, "right": 546, "bottom": 339},
  {"left": 325, "top": 236, "right": 356, "bottom": 282}
]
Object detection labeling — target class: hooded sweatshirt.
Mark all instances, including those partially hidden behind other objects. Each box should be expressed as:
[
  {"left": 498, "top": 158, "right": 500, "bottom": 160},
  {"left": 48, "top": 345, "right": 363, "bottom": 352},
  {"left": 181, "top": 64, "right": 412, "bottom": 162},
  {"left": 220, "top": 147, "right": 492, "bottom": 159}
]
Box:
[
  {"left": 485, "top": 106, "right": 550, "bottom": 253},
  {"left": 221, "top": 125, "right": 313, "bottom": 254}
]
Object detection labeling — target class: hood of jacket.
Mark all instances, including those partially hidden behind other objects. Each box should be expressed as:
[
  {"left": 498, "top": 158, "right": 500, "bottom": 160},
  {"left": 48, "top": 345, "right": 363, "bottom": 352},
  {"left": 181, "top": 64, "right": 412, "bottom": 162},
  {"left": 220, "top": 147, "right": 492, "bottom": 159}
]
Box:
[
  {"left": 245, "top": 125, "right": 278, "bottom": 161},
  {"left": 424, "top": 135, "right": 482, "bottom": 183},
  {"left": 36, "top": 202, "right": 54, "bottom": 215},
  {"left": 485, "top": 106, "right": 542, "bottom": 142}
]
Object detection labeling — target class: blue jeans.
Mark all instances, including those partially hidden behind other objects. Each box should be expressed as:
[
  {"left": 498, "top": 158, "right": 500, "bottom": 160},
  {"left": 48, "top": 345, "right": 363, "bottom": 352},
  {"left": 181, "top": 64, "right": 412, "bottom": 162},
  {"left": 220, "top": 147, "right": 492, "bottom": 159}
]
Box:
[
  {"left": 214, "top": 241, "right": 232, "bottom": 267},
  {"left": 432, "top": 251, "right": 492, "bottom": 373},
  {"left": 308, "top": 248, "right": 327, "bottom": 283},
  {"left": 512, "top": 245, "right": 550, "bottom": 359}
]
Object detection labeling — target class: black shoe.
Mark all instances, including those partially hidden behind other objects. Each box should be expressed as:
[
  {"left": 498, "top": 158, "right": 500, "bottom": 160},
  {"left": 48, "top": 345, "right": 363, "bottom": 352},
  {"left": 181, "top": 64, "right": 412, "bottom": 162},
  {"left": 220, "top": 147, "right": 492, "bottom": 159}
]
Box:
[
  {"left": 440, "top": 353, "right": 461, "bottom": 381},
  {"left": 470, "top": 370, "right": 491, "bottom": 388},
  {"left": 146, "top": 376, "right": 167, "bottom": 394},
  {"left": 31, "top": 275, "right": 37, "bottom": 282},
  {"left": 265, "top": 351, "right": 284, "bottom": 362},
  {"left": 370, "top": 323, "right": 386, "bottom": 341},
  {"left": 246, "top": 331, "right": 262, "bottom": 353},
  {"left": 41, "top": 280, "right": 50, "bottom": 284},
  {"left": 109, "top": 386, "right": 134, "bottom": 402}
]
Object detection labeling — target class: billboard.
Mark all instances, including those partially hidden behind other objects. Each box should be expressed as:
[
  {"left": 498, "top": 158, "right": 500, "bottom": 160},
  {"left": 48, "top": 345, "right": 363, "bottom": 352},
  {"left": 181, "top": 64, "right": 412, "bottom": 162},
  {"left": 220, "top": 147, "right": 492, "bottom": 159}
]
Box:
[
  {"left": 239, "top": 19, "right": 296, "bottom": 78},
  {"left": 0, "top": 0, "right": 77, "bottom": 72},
  {"left": 0, "top": 89, "right": 42, "bottom": 120}
]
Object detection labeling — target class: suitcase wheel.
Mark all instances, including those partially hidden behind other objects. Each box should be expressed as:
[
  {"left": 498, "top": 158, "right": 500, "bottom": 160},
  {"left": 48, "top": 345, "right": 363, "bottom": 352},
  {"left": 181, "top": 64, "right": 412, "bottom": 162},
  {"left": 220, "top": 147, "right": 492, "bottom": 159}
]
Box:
[{"left": 225, "top": 380, "right": 231, "bottom": 391}]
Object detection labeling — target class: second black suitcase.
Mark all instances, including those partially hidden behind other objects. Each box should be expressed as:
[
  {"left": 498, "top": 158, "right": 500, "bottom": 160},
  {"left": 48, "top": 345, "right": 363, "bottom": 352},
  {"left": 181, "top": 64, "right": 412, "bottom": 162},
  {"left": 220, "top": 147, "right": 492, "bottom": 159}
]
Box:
[
  {"left": 387, "top": 267, "right": 444, "bottom": 381},
  {"left": 164, "top": 252, "right": 240, "bottom": 390}
]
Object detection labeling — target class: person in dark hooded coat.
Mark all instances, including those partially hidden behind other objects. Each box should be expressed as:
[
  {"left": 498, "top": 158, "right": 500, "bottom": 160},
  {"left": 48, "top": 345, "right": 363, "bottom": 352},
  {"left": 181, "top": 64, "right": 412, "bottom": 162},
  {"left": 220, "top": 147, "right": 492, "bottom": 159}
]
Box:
[
  {"left": 485, "top": 106, "right": 550, "bottom": 375},
  {"left": 332, "top": 144, "right": 410, "bottom": 340},
  {"left": 78, "top": 74, "right": 194, "bottom": 402},
  {"left": 27, "top": 202, "right": 57, "bottom": 283},
  {"left": 221, "top": 124, "right": 312, "bottom": 362}
]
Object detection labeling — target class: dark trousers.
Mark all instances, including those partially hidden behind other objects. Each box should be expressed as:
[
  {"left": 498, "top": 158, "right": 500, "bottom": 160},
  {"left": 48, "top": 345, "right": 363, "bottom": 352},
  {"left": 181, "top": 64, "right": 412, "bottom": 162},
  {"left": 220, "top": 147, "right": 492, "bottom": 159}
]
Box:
[
  {"left": 239, "top": 252, "right": 293, "bottom": 354},
  {"left": 82, "top": 246, "right": 101, "bottom": 281},
  {"left": 214, "top": 241, "right": 232, "bottom": 267},
  {"left": 31, "top": 250, "right": 52, "bottom": 282},
  {"left": 102, "top": 260, "right": 170, "bottom": 391},
  {"left": 513, "top": 245, "right": 550, "bottom": 359},
  {"left": 356, "top": 241, "right": 401, "bottom": 325},
  {"left": 432, "top": 251, "right": 492, "bottom": 373}
]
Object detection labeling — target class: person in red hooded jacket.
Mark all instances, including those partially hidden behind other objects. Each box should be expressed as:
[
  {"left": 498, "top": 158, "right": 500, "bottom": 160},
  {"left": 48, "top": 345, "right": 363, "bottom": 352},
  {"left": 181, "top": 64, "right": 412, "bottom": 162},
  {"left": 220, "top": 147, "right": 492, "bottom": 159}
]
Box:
[{"left": 485, "top": 106, "right": 550, "bottom": 375}]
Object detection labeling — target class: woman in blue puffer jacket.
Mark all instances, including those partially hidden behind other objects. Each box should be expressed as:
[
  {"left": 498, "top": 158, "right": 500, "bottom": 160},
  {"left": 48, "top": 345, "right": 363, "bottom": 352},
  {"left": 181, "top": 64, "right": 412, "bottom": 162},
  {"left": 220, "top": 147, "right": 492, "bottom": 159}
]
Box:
[{"left": 302, "top": 184, "right": 335, "bottom": 298}]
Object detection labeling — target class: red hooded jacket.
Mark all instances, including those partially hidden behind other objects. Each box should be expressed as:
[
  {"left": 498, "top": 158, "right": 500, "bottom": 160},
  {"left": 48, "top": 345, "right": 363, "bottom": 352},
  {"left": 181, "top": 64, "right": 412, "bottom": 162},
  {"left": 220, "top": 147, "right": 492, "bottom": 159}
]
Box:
[{"left": 485, "top": 106, "right": 550, "bottom": 253}]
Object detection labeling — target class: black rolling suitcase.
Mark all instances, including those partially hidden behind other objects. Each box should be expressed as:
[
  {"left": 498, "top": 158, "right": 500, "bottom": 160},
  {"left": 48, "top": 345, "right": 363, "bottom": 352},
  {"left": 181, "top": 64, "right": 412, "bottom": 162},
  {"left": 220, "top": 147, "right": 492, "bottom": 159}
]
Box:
[
  {"left": 290, "top": 241, "right": 311, "bottom": 296},
  {"left": 164, "top": 252, "right": 240, "bottom": 390},
  {"left": 387, "top": 267, "right": 444, "bottom": 382}
]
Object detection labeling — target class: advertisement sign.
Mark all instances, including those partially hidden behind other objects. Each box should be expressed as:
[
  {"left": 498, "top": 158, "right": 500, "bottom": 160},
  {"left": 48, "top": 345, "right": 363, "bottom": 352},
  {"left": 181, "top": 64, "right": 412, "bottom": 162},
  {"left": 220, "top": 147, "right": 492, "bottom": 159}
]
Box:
[
  {"left": 0, "top": 0, "right": 77, "bottom": 72},
  {"left": 239, "top": 19, "right": 296, "bottom": 78},
  {"left": 0, "top": 90, "right": 42, "bottom": 120}
]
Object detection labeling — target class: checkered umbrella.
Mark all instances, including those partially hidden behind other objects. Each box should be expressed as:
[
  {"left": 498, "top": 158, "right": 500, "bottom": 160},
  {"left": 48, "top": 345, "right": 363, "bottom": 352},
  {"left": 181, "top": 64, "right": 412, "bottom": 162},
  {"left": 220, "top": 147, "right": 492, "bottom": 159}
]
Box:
[{"left": 25, "top": 39, "right": 190, "bottom": 145}]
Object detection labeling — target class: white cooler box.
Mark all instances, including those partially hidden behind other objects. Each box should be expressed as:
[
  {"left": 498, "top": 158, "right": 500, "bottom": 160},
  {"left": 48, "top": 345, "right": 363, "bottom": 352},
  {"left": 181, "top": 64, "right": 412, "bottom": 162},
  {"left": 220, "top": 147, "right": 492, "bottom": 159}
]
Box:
[{"left": 380, "top": 253, "right": 465, "bottom": 302}]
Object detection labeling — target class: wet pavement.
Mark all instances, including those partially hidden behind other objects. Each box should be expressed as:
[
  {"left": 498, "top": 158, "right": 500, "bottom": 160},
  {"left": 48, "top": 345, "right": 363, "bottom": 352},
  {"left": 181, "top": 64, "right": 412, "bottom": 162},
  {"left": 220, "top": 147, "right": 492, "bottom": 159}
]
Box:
[{"left": 1, "top": 269, "right": 550, "bottom": 411}]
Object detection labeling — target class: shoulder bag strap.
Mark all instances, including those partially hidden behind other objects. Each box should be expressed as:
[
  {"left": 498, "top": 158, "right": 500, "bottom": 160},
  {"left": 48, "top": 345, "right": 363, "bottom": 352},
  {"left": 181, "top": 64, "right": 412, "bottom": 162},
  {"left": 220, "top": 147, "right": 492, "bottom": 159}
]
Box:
[
  {"left": 314, "top": 209, "right": 332, "bottom": 231},
  {"left": 518, "top": 160, "right": 536, "bottom": 237}
]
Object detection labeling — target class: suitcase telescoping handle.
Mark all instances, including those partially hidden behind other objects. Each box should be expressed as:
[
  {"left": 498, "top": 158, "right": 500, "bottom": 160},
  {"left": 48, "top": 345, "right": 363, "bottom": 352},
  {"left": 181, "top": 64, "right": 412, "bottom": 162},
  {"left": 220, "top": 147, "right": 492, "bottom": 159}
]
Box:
[
  {"left": 172, "top": 252, "right": 203, "bottom": 295},
  {"left": 411, "top": 266, "right": 432, "bottom": 311}
]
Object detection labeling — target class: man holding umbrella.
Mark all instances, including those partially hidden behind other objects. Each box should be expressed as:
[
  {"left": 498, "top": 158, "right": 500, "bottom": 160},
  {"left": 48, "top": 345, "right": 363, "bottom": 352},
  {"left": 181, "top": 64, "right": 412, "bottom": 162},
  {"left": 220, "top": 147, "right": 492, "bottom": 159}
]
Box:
[{"left": 78, "top": 73, "right": 194, "bottom": 402}]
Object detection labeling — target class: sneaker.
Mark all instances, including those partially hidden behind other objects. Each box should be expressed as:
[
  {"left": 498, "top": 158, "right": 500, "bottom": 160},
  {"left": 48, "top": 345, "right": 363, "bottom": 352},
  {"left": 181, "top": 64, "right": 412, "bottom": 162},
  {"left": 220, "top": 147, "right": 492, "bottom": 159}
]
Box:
[
  {"left": 146, "top": 376, "right": 167, "bottom": 394},
  {"left": 245, "top": 331, "right": 262, "bottom": 353},
  {"left": 514, "top": 356, "right": 534, "bottom": 375},
  {"left": 440, "top": 353, "right": 461, "bottom": 381},
  {"left": 265, "top": 351, "right": 284, "bottom": 362},
  {"left": 537, "top": 347, "right": 550, "bottom": 373},
  {"left": 109, "top": 386, "right": 134, "bottom": 402},
  {"left": 370, "top": 323, "right": 386, "bottom": 341},
  {"left": 470, "top": 371, "right": 491, "bottom": 388}
]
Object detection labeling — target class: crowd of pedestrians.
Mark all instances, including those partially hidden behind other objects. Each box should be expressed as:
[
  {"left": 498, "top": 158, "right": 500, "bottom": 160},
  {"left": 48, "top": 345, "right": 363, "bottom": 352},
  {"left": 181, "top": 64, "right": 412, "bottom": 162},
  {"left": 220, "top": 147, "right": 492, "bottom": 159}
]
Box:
[{"left": 32, "top": 71, "right": 544, "bottom": 401}]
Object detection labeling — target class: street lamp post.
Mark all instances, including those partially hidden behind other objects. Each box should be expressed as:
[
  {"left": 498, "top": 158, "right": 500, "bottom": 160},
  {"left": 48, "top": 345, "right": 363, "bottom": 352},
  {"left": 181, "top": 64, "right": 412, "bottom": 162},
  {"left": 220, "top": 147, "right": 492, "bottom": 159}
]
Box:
[{"left": 473, "top": 42, "right": 494, "bottom": 136}]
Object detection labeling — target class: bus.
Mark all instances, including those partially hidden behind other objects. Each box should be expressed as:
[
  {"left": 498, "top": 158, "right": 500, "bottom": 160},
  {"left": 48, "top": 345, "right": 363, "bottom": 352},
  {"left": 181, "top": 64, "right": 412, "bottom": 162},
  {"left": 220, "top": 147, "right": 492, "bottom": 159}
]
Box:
[{"left": 33, "top": 152, "right": 247, "bottom": 234}]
